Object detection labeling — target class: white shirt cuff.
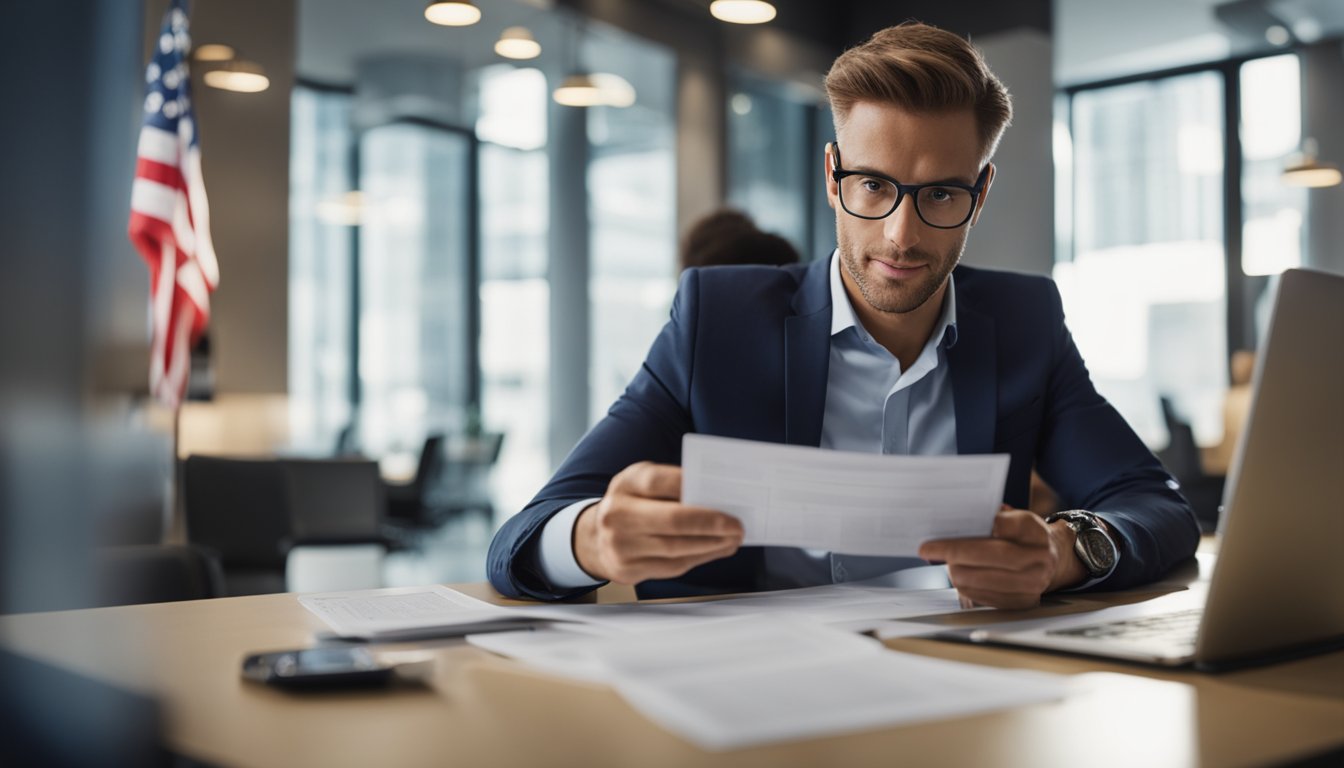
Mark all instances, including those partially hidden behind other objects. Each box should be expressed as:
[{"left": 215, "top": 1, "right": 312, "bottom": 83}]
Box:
[{"left": 536, "top": 498, "right": 605, "bottom": 589}]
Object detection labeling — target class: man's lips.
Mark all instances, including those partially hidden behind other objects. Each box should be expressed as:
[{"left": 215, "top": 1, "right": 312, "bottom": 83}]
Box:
[{"left": 870, "top": 259, "right": 927, "bottom": 278}]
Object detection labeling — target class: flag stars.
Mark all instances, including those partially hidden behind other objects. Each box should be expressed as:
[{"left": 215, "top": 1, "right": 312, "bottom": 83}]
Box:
[
  {"left": 145, "top": 91, "right": 164, "bottom": 114},
  {"left": 147, "top": 62, "right": 161, "bottom": 83},
  {"left": 159, "top": 33, "right": 173, "bottom": 54}
]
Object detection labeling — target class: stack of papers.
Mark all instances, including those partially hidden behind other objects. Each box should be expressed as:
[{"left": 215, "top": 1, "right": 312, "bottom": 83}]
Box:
[
  {"left": 472, "top": 616, "right": 1068, "bottom": 750},
  {"left": 299, "top": 584, "right": 1068, "bottom": 749},
  {"left": 298, "top": 586, "right": 544, "bottom": 641},
  {"left": 298, "top": 580, "right": 970, "bottom": 641}
]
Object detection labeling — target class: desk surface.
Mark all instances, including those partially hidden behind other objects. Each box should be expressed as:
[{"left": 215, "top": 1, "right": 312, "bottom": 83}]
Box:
[{"left": 2, "top": 553, "right": 1342, "bottom": 768}]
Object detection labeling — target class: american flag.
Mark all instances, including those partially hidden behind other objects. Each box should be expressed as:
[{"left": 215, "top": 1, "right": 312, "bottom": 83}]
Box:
[{"left": 129, "top": 0, "right": 218, "bottom": 408}]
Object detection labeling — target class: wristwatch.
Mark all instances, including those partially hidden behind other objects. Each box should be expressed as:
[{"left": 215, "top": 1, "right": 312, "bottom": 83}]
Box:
[{"left": 1046, "top": 510, "right": 1118, "bottom": 579}]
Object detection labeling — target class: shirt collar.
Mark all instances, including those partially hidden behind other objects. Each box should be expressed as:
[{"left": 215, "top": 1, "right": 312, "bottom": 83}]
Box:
[{"left": 827, "top": 250, "right": 959, "bottom": 349}]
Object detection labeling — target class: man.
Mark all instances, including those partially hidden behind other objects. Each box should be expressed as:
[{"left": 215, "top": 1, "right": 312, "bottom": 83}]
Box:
[{"left": 488, "top": 22, "right": 1200, "bottom": 607}]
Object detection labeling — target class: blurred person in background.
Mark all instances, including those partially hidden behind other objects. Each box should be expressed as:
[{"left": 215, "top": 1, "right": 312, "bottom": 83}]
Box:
[{"left": 679, "top": 209, "right": 801, "bottom": 273}]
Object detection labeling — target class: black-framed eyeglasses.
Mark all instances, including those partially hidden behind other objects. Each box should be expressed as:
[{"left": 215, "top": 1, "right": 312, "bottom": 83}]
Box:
[{"left": 830, "top": 143, "right": 989, "bottom": 229}]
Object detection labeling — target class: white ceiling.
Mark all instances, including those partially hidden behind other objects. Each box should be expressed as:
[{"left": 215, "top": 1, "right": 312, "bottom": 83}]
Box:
[{"left": 297, "top": 0, "right": 562, "bottom": 85}]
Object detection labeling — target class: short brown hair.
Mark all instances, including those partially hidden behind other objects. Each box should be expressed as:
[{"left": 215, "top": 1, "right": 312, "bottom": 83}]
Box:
[{"left": 825, "top": 22, "right": 1012, "bottom": 161}]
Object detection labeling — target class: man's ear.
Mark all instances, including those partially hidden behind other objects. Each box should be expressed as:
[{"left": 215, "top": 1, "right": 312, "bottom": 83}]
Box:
[
  {"left": 824, "top": 143, "right": 838, "bottom": 211},
  {"left": 969, "top": 162, "right": 995, "bottom": 228}
]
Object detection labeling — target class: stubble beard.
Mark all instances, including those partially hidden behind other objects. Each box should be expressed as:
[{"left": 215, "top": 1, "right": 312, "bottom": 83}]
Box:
[{"left": 836, "top": 222, "right": 965, "bottom": 315}]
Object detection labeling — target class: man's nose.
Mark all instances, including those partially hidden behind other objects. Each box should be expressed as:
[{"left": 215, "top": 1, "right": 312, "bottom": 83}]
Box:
[{"left": 883, "top": 196, "right": 922, "bottom": 252}]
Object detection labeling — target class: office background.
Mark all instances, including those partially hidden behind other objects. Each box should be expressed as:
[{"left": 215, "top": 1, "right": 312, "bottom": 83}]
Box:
[{"left": 2, "top": 0, "right": 1342, "bottom": 615}]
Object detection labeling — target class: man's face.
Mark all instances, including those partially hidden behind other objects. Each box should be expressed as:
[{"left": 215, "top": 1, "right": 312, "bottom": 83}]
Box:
[{"left": 826, "top": 102, "right": 993, "bottom": 316}]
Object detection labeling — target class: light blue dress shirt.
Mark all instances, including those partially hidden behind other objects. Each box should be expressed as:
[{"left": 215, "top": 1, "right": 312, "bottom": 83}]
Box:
[{"left": 535, "top": 252, "right": 959, "bottom": 589}]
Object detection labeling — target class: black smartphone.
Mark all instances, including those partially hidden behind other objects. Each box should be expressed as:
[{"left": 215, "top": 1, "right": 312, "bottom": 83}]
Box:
[{"left": 241, "top": 647, "right": 395, "bottom": 690}]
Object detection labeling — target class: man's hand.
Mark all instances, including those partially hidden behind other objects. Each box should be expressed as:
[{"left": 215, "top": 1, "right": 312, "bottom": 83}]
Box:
[
  {"left": 918, "top": 507, "right": 1087, "bottom": 610},
  {"left": 573, "top": 462, "right": 745, "bottom": 585}
]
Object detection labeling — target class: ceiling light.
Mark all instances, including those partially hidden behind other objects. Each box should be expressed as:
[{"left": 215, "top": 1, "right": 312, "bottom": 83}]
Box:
[
  {"left": 553, "top": 73, "right": 603, "bottom": 107},
  {"left": 1264, "top": 25, "right": 1290, "bottom": 46},
  {"left": 710, "top": 0, "right": 777, "bottom": 25},
  {"left": 495, "top": 27, "right": 541, "bottom": 60},
  {"left": 191, "top": 43, "right": 235, "bottom": 62},
  {"left": 424, "top": 1, "right": 481, "bottom": 27},
  {"left": 202, "top": 59, "right": 269, "bottom": 93},
  {"left": 315, "top": 191, "right": 364, "bottom": 227},
  {"left": 552, "top": 73, "right": 636, "bottom": 108},
  {"left": 590, "top": 73, "right": 635, "bottom": 108},
  {"left": 1282, "top": 138, "right": 1342, "bottom": 188}
]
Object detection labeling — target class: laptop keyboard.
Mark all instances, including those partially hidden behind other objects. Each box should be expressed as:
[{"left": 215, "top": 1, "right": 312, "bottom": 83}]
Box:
[{"left": 1048, "top": 608, "right": 1202, "bottom": 646}]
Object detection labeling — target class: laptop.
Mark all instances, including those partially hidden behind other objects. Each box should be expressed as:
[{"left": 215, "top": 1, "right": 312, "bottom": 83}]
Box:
[{"left": 966, "top": 268, "right": 1344, "bottom": 670}]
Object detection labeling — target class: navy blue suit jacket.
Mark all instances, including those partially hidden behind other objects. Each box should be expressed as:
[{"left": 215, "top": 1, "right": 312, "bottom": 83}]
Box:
[{"left": 488, "top": 259, "right": 1200, "bottom": 600}]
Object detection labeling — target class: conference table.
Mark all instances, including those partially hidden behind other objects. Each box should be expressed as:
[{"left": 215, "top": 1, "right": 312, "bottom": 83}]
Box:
[{"left": 2, "top": 547, "right": 1342, "bottom": 767}]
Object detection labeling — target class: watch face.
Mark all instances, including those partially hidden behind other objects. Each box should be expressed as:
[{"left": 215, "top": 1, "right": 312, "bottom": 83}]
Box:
[{"left": 1078, "top": 529, "right": 1116, "bottom": 571}]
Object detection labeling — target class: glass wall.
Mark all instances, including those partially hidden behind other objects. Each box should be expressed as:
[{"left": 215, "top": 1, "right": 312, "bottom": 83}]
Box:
[
  {"left": 584, "top": 26, "right": 678, "bottom": 424},
  {"left": 289, "top": 87, "right": 354, "bottom": 454},
  {"left": 1056, "top": 72, "right": 1228, "bottom": 447},
  {"left": 476, "top": 64, "right": 551, "bottom": 518},
  {"left": 1240, "top": 54, "right": 1305, "bottom": 340},
  {"left": 727, "top": 75, "right": 810, "bottom": 254},
  {"left": 357, "top": 122, "right": 475, "bottom": 459}
]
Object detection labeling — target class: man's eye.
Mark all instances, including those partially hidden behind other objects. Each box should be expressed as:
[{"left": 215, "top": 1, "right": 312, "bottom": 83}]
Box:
[
  {"left": 861, "top": 179, "right": 886, "bottom": 193},
  {"left": 926, "top": 188, "right": 952, "bottom": 203}
]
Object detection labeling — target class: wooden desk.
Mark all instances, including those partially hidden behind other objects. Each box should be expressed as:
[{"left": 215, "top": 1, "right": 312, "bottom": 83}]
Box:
[{"left": 2, "top": 556, "right": 1342, "bottom": 768}]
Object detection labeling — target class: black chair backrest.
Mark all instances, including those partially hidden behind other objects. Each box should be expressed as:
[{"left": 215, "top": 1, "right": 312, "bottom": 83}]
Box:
[
  {"left": 412, "top": 434, "right": 446, "bottom": 494},
  {"left": 94, "top": 544, "right": 225, "bottom": 606},
  {"left": 182, "top": 456, "right": 291, "bottom": 568},
  {"left": 283, "top": 459, "right": 385, "bottom": 541},
  {"left": 1158, "top": 396, "right": 1204, "bottom": 480}
]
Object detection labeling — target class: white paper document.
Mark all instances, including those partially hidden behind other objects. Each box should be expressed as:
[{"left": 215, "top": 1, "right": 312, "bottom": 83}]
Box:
[
  {"left": 488, "top": 615, "right": 1068, "bottom": 751},
  {"left": 298, "top": 586, "right": 547, "bottom": 641},
  {"left": 681, "top": 434, "right": 1010, "bottom": 556}
]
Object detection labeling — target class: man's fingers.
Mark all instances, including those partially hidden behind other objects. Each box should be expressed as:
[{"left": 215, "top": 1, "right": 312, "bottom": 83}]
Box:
[
  {"left": 606, "top": 543, "right": 742, "bottom": 584},
  {"left": 613, "top": 462, "right": 683, "bottom": 501},
  {"left": 613, "top": 531, "right": 744, "bottom": 559},
  {"left": 991, "top": 508, "right": 1050, "bottom": 544},
  {"left": 919, "top": 538, "right": 1049, "bottom": 570},
  {"left": 947, "top": 563, "right": 1052, "bottom": 595},
  {"left": 607, "top": 496, "right": 743, "bottom": 537}
]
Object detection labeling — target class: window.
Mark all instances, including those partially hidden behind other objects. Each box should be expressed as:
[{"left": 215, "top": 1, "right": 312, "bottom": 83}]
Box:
[
  {"left": 1240, "top": 54, "right": 1304, "bottom": 343},
  {"left": 1056, "top": 72, "right": 1227, "bottom": 447},
  {"left": 584, "top": 26, "right": 678, "bottom": 424},
  {"left": 357, "top": 121, "right": 474, "bottom": 457},
  {"left": 289, "top": 86, "right": 354, "bottom": 453},
  {"left": 727, "top": 75, "right": 834, "bottom": 259},
  {"left": 477, "top": 65, "right": 551, "bottom": 518}
]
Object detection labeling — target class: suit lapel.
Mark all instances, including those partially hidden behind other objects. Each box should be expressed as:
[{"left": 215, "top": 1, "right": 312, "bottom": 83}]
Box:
[
  {"left": 947, "top": 293, "right": 997, "bottom": 455},
  {"left": 784, "top": 258, "right": 833, "bottom": 447}
]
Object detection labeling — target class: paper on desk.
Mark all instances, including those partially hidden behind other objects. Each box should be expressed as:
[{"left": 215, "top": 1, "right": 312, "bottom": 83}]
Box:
[
  {"left": 595, "top": 616, "right": 1068, "bottom": 750},
  {"left": 298, "top": 585, "right": 547, "bottom": 641},
  {"left": 681, "top": 434, "right": 1010, "bottom": 556},
  {"left": 519, "top": 583, "right": 965, "bottom": 636}
]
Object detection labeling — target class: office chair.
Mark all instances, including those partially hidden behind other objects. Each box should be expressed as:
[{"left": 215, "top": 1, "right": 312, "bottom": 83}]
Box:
[
  {"left": 385, "top": 434, "right": 446, "bottom": 525},
  {"left": 436, "top": 431, "right": 505, "bottom": 519},
  {"left": 93, "top": 544, "right": 225, "bottom": 607},
  {"left": 282, "top": 458, "right": 390, "bottom": 593},
  {"left": 181, "top": 456, "right": 291, "bottom": 596},
  {"left": 1156, "top": 396, "right": 1225, "bottom": 531}
]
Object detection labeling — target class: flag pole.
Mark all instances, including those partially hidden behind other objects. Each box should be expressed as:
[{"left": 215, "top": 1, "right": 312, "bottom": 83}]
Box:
[{"left": 165, "top": 401, "right": 185, "bottom": 545}]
